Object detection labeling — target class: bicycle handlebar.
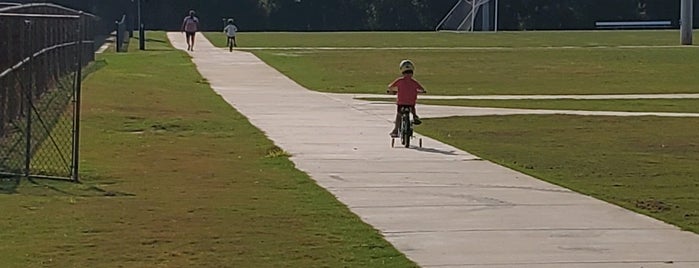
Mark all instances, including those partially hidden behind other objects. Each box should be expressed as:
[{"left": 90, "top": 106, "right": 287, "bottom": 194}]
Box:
[{"left": 386, "top": 89, "right": 427, "bottom": 94}]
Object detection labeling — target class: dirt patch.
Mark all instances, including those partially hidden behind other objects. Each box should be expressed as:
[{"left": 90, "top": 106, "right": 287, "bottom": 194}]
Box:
[{"left": 636, "top": 199, "right": 672, "bottom": 213}]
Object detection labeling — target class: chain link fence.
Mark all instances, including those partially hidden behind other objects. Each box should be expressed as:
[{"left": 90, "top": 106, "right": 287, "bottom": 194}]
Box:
[{"left": 0, "top": 3, "right": 97, "bottom": 182}]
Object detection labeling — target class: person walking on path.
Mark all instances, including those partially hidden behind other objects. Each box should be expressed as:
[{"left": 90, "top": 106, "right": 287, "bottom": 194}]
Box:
[
  {"left": 181, "top": 10, "right": 200, "bottom": 51},
  {"left": 224, "top": 19, "right": 238, "bottom": 51}
]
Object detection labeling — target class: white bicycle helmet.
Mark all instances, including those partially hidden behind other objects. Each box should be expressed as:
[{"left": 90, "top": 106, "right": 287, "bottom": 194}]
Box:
[{"left": 399, "top": 59, "right": 415, "bottom": 73}]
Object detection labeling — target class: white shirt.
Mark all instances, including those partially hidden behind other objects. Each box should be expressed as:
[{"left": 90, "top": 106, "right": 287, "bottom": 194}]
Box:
[
  {"left": 224, "top": 24, "right": 238, "bottom": 37},
  {"left": 183, "top": 16, "right": 199, "bottom": 32}
]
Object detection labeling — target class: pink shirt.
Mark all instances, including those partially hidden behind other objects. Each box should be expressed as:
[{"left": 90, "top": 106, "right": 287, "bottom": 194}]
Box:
[{"left": 389, "top": 76, "right": 425, "bottom": 105}]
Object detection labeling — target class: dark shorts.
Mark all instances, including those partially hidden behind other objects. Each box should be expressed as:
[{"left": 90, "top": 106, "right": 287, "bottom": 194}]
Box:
[
  {"left": 185, "top": 31, "right": 196, "bottom": 38},
  {"left": 397, "top": 105, "right": 415, "bottom": 113}
]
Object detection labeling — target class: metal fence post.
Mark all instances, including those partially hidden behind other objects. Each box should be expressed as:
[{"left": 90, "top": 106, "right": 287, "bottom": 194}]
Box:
[
  {"left": 681, "top": 0, "right": 693, "bottom": 45},
  {"left": 71, "top": 13, "right": 84, "bottom": 183},
  {"left": 139, "top": 23, "right": 145, "bottom": 50},
  {"left": 23, "top": 19, "right": 33, "bottom": 178},
  {"left": 115, "top": 20, "right": 121, "bottom": 52}
]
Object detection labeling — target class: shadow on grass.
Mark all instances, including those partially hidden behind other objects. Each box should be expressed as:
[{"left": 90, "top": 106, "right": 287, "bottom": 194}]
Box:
[
  {"left": 133, "top": 36, "right": 169, "bottom": 44},
  {"left": 25, "top": 178, "right": 135, "bottom": 197},
  {"left": 0, "top": 176, "right": 135, "bottom": 197},
  {"left": 145, "top": 38, "right": 168, "bottom": 43},
  {"left": 0, "top": 176, "right": 20, "bottom": 194},
  {"left": 133, "top": 36, "right": 168, "bottom": 43}
]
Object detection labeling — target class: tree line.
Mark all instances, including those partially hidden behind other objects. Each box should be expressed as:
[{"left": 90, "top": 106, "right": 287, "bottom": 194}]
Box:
[{"left": 15, "top": 0, "right": 697, "bottom": 32}]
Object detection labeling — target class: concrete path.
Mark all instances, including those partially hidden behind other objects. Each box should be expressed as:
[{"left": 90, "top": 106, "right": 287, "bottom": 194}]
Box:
[
  {"left": 168, "top": 33, "right": 699, "bottom": 267},
  {"left": 330, "top": 94, "right": 699, "bottom": 119},
  {"left": 347, "top": 93, "right": 699, "bottom": 100}
]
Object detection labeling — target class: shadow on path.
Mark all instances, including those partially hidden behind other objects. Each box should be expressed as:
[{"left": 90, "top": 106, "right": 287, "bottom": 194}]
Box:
[{"left": 413, "top": 146, "right": 461, "bottom": 156}]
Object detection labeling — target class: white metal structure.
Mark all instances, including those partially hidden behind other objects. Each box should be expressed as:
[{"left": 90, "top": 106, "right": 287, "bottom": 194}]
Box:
[
  {"left": 681, "top": 0, "right": 693, "bottom": 45},
  {"left": 435, "top": 0, "right": 498, "bottom": 32}
]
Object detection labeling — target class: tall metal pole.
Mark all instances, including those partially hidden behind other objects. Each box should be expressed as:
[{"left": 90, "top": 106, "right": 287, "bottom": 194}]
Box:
[
  {"left": 482, "top": 0, "right": 491, "bottom": 31},
  {"left": 137, "top": 0, "right": 141, "bottom": 32},
  {"left": 470, "top": 2, "right": 476, "bottom": 32},
  {"left": 72, "top": 13, "right": 84, "bottom": 183},
  {"left": 138, "top": 0, "right": 145, "bottom": 50},
  {"left": 494, "top": 0, "right": 499, "bottom": 32},
  {"left": 23, "top": 20, "right": 33, "bottom": 179},
  {"left": 681, "top": 0, "right": 693, "bottom": 45}
]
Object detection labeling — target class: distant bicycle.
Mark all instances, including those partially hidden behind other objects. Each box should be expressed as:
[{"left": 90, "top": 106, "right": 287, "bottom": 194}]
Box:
[
  {"left": 228, "top": 37, "right": 236, "bottom": 52},
  {"left": 223, "top": 18, "right": 238, "bottom": 52}
]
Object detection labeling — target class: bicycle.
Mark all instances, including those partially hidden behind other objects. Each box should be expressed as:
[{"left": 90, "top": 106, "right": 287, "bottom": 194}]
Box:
[
  {"left": 391, "top": 106, "right": 423, "bottom": 148},
  {"left": 227, "top": 36, "right": 237, "bottom": 52}
]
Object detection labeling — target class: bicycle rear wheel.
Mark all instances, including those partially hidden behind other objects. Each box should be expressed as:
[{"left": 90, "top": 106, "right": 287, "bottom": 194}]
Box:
[{"left": 401, "top": 114, "right": 411, "bottom": 148}]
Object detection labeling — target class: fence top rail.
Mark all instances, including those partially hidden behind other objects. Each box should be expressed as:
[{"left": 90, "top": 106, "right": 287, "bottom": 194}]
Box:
[
  {"left": 0, "top": 38, "right": 91, "bottom": 79},
  {"left": 0, "top": 12, "right": 81, "bottom": 19},
  {"left": 0, "top": 3, "right": 97, "bottom": 18}
]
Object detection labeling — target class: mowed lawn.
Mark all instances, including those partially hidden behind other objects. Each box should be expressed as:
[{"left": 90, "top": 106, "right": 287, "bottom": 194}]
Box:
[
  {"left": 0, "top": 32, "right": 415, "bottom": 267},
  {"left": 207, "top": 31, "right": 699, "bottom": 234},
  {"left": 419, "top": 115, "right": 699, "bottom": 234},
  {"left": 207, "top": 32, "right": 699, "bottom": 96},
  {"left": 206, "top": 30, "right": 697, "bottom": 48},
  {"left": 361, "top": 98, "right": 699, "bottom": 114}
]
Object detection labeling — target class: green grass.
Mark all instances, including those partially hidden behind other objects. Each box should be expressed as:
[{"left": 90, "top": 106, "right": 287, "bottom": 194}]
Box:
[
  {"left": 204, "top": 31, "right": 699, "bottom": 235},
  {"left": 0, "top": 32, "right": 415, "bottom": 267},
  {"left": 361, "top": 98, "right": 699, "bottom": 113},
  {"left": 419, "top": 115, "right": 699, "bottom": 234},
  {"left": 204, "top": 32, "right": 699, "bottom": 96},
  {"left": 246, "top": 48, "right": 699, "bottom": 95},
  {"left": 205, "top": 30, "right": 699, "bottom": 48}
]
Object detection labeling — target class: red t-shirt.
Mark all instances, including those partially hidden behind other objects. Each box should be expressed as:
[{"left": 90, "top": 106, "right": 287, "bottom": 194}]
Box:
[{"left": 389, "top": 76, "right": 425, "bottom": 105}]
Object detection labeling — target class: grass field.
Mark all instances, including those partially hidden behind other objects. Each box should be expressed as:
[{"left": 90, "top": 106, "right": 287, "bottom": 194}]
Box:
[
  {"left": 247, "top": 48, "right": 699, "bottom": 96},
  {"left": 419, "top": 115, "right": 699, "bottom": 234},
  {"left": 207, "top": 31, "right": 699, "bottom": 234},
  {"left": 205, "top": 30, "right": 699, "bottom": 48},
  {"left": 206, "top": 32, "right": 699, "bottom": 96},
  {"left": 361, "top": 98, "right": 699, "bottom": 113},
  {"left": 0, "top": 32, "right": 415, "bottom": 267}
]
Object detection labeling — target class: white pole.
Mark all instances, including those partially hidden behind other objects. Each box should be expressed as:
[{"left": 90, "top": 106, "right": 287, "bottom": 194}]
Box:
[
  {"left": 137, "top": 0, "right": 141, "bottom": 29},
  {"left": 470, "top": 1, "right": 476, "bottom": 31},
  {"left": 436, "top": 0, "right": 463, "bottom": 31},
  {"left": 494, "top": 0, "right": 499, "bottom": 32},
  {"left": 681, "top": 0, "right": 693, "bottom": 45}
]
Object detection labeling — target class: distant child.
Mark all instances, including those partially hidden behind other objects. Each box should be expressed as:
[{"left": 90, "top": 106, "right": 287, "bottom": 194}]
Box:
[
  {"left": 181, "top": 10, "right": 200, "bottom": 51},
  {"left": 387, "top": 59, "right": 426, "bottom": 137},
  {"left": 224, "top": 19, "right": 238, "bottom": 51}
]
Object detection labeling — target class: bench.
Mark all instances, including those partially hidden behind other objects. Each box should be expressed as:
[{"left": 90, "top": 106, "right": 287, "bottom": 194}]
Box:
[{"left": 595, "top": 20, "right": 672, "bottom": 29}]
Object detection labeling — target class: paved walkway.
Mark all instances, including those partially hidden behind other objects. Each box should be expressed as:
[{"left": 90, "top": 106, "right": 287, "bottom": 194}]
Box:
[
  {"left": 347, "top": 93, "right": 699, "bottom": 100},
  {"left": 168, "top": 33, "right": 699, "bottom": 267},
  {"left": 329, "top": 94, "right": 699, "bottom": 119}
]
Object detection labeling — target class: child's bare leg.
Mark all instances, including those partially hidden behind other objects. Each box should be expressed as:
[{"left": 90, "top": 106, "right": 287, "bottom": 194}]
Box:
[
  {"left": 392, "top": 113, "right": 400, "bottom": 133},
  {"left": 411, "top": 106, "right": 422, "bottom": 124}
]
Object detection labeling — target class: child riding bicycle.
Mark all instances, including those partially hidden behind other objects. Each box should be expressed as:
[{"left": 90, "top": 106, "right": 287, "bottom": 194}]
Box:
[
  {"left": 223, "top": 19, "right": 238, "bottom": 50},
  {"left": 387, "top": 59, "right": 426, "bottom": 138}
]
